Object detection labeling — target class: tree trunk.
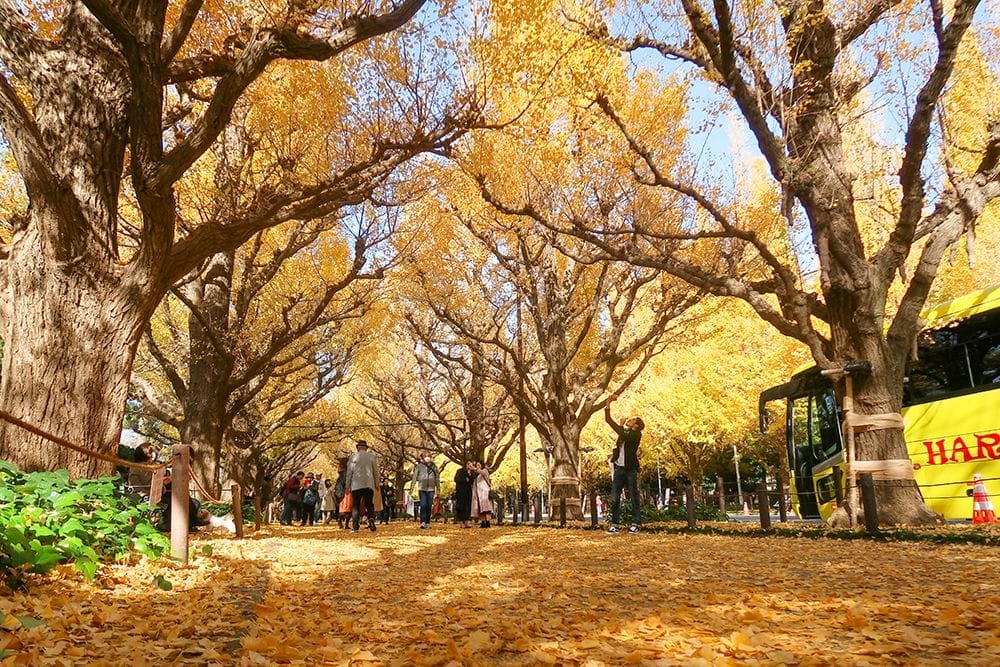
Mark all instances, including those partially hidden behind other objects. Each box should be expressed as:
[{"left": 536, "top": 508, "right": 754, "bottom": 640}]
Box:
[
  {"left": 547, "top": 425, "right": 583, "bottom": 520},
  {"left": 0, "top": 233, "right": 142, "bottom": 476},
  {"left": 827, "top": 295, "right": 939, "bottom": 526},
  {"left": 179, "top": 252, "right": 234, "bottom": 498}
]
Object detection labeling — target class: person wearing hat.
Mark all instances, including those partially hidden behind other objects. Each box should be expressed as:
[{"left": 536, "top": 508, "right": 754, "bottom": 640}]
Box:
[{"left": 345, "top": 440, "right": 383, "bottom": 532}]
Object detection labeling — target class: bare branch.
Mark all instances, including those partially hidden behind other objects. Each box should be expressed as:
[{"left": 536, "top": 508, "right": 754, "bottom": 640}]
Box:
[
  {"left": 78, "top": 0, "right": 137, "bottom": 49},
  {"left": 838, "top": 0, "right": 904, "bottom": 48},
  {"left": 161, "top": 0, "right": 205, "bottom": 66},
  {"left": 873, "top": 0, "right": 981, "bottom": 280}
]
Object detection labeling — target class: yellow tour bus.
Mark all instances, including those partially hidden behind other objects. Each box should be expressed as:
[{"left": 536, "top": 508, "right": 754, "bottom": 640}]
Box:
[{"left": 758, "top": 284, "right": 1000, "bottom": 520}]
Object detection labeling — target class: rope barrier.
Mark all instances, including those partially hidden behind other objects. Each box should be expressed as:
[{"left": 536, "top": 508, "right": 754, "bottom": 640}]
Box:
[
  {"left": 0, "top": 409, "right": 171, "bottom": 471},
  {"left": 188, "top": 471, "right": 224, "bottom": 503}
]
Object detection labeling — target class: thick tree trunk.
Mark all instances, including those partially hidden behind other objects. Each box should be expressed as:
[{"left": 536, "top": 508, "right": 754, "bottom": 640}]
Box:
[
  {"left": 827, "top": 294, "right": 939, "bottom": 526},
  {"left": 0, "top": 230, "right": 142, "bottom": 476},
  {"left": 179, "top": 252, "right": 234, "bottom": 497},
  {"left": 547, "top": 426, "right": 583, "bottom": 520}
]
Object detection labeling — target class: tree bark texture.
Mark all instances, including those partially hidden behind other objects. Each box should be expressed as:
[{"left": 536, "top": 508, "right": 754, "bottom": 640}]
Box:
[
  {"left": 0, "top": 225, "right": 143, "bottom": 475},
  {"left": 179, "top": 252, "right": 234, "bottom": 497}
]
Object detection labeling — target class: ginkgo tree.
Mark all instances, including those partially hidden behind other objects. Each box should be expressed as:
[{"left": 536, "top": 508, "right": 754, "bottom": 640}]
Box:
[
  {"left": 360, "top": 315, "right": 518, "bottom": 471},
  {"left": 401, "top": 161, "right": 701, "bottom": 518},
  {"left": 523, "top": 0, "right": 1000, "bottom": 525},
  {"left": 629, "top": 297, "right": 808, "bottom": 502},
  {"left": 0, "top": 0, "right": 470, "bottom": 476}
]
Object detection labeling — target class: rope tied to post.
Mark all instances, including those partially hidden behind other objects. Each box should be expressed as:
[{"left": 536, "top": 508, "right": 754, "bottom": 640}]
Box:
[
  {"left": 188, "top": 470, "right": 224, "bottom": 503},
  {"left": 0, "top": 409, "right": 172, "bottom": 471}
]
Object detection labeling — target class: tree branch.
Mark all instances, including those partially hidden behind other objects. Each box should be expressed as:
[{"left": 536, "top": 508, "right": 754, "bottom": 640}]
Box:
[
  {"left": 838, "top": 0, "right": 904, "bottom": 48},
  {"left": 873, "top": 0, "right": 981, "bottom": 280},
  {"left": 161, "top": 0, "right": 205, "bottom": 66}
]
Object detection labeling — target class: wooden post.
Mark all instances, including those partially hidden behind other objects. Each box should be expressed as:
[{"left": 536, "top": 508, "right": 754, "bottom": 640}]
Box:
[
  {"left": 533, "top": 493, "right": 542, "bottom": 524},
  {"left": 757, "top": 482, "right": 771, "bottom": 530},
  {"left": 589, "top": 488, "right": 598, "bottom": 528},
  {"left": 716, "top": 476, "right": 726, "bottom": 514},
  {"left": 232, "top": 484, "right": 244, "bottom": 539},
  {"left": 685, "top": 485, "right": 697, "bottom": 528},
  {"left": 775, "top": 474, "right": 787, "bottom": 523},
  {"left": 559, "top": 496, "right": 567, "bottom": 527},
  {"left": 170, "top": 444, "right": 191, "bottom": 564},
  {"left": 844, "top": 376, "right": 858, "bottom": 527},
  {"left": 859, "top": 473, "right": 879, "bottom": 534}
]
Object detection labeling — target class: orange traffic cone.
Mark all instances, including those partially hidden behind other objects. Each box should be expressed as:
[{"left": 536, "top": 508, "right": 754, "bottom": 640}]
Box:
[
  {"left": 741, "top": 501, "right": 751, "bottom": 516},
  {"left": 970, "top": 474, "right": 997, "bottom": 524}
]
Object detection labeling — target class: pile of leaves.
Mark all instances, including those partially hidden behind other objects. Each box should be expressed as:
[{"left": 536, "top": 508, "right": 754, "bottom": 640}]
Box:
[
  {"left": 2, "top": 522, "right": 999, "bottom": 664},
  {"left": 0, "top": 461, "right": 169, "bottom": 586}
]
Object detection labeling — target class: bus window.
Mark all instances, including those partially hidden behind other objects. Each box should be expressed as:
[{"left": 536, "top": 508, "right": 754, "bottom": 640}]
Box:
[
  {"left": 810, "top": 392, "right": 841, "bottom": 463},
  {"left": 963, "top": 310, "right": 1000, "bottom": 387},
  {"left": 790, "top": 396, "right": 811, "bottom": 474},
  {"left": 904, "top": 327, "right": 971, "bottom": 403},
  {"left": 981, "top": 344, "right": 1000, "bottom": 385}
]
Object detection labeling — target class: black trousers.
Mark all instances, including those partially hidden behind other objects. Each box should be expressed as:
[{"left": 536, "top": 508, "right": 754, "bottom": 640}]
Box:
[
  {"left": 351, "top": 488, "right": 375, "bottom": 529},
  {"left": 610, "top": 466, "right": 640, "bottom": 526}
]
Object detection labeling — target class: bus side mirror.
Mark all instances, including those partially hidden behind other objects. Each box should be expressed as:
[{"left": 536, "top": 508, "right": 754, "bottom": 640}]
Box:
[{"left": 759, "top": 406, "right": 772, "bottom": 434}]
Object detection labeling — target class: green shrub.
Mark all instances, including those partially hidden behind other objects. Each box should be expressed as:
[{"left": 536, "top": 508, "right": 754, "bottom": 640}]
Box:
[
  {"left": 0, "top": 460, "right": 169, "bottom": 586},
  {"left": 199, "top": 501, "right": 256, "bottom": 523},
  {"left": 619, "top": 500, "right": 728, "bottom": 523}
]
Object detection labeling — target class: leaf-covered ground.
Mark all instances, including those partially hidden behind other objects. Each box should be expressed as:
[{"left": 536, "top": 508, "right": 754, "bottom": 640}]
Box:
[{"left": 3, "top": 523, "right": 999, "bottom": 665}]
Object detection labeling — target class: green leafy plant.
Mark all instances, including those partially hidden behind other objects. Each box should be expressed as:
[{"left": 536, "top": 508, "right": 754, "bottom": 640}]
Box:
[
  {"left": 619, "top": 500, "right": 728, "bottom": 523},
  {"left": 199, "top": 501, "right": 256, "bottom": 523},
  {"left": 0, "top": 460, "right": 169, "bottom": 586}
]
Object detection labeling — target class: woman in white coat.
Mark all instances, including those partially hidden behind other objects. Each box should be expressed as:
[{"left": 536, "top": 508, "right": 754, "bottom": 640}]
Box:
[
  {"left": 470, "top": 461, "right": 494, "bottom": 528},
  {"left": 320, "top": 478, "right": 337, "bottom": 523}
]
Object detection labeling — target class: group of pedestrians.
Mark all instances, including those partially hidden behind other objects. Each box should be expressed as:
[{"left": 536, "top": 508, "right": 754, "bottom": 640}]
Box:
[{"left": 276, "top": 396, "right": 644, "bottom": 535}]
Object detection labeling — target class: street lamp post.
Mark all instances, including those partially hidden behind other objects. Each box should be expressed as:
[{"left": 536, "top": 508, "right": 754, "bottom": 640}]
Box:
[
  {"left": 580, "top": 446, "right": 594, "bottom": 517},
  {"left": 733, "top": 443, "right": 743, "bottom": 507}
]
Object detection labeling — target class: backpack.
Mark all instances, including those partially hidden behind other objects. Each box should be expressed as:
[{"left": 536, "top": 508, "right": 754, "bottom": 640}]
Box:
[{"left": 303, "top": 486, "right": 318, "bottom": 506}]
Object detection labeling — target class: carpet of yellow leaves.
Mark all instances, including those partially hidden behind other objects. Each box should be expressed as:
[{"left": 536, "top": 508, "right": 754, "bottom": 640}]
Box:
[{"left": 3, "top": 523, "right": 1000, "bottom": 665}]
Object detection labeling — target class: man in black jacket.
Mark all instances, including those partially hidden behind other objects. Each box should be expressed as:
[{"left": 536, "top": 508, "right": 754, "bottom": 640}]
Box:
[{"left": 605, "top": 397, "right": 645, "bottom": 534}]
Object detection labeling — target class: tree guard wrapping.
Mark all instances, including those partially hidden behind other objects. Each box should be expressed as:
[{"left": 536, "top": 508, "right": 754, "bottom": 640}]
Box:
[{"left": 843, "top": 412, "right": 915, "bottom": 481}]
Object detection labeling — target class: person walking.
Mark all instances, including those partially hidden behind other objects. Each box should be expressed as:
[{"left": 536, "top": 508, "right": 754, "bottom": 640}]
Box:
[
  {"left": 471, "top": 461, "right": 494, "bottom": 528},
  {"left": 321, "top": 478, "right": 337, "bottom": 524},
  {"left": 411, "top": 451, "right": 440, "bottom": 529},
  {"left": 453, "top": 460, "right": 474, "bottom": 528},
  {"left": 605, "top": 396, "right": 645, "bottom": 534},
  {"left": 333, "top": 457, "right": 349, "bottom": 528},
  {"left": 345, "top": 440, "right": 382, "bottom": 533},
  {"left": 378, "top": 478, "right": 392, "bottom": 525},
  {"left": 301, "top": 473, "right": 319, "bottom": 526},
  {"left": 280, "top": 471, "right": 305, "bottom": 525}
]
